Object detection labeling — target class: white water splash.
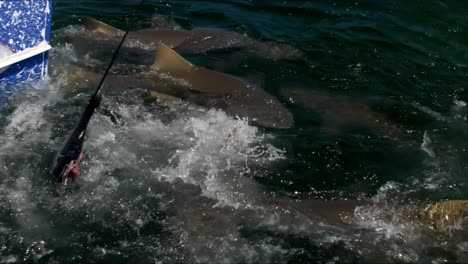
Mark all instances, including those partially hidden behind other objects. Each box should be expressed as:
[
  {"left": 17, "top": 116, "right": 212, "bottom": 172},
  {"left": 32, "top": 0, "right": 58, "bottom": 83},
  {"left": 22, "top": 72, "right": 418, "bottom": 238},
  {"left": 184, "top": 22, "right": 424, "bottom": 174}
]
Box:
[{"left": 421, "top": 131, "right": 436, "bottom": 158}]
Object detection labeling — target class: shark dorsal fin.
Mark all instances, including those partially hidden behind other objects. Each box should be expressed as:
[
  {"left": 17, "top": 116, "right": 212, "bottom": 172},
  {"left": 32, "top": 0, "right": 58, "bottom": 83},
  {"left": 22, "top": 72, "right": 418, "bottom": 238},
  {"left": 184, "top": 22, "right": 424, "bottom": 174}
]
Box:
[
  {"left": 83, "top": 18, "right": 125, "bottom": 36},
  {"left": 153, "top": 41, "right": 193, "bottom": 72}
]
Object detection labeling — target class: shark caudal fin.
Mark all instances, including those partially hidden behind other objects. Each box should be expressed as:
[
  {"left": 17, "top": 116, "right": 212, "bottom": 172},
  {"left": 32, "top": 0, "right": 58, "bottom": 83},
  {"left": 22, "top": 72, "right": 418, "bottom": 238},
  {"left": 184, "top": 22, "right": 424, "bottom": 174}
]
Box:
[
  {"left": 83, "top": 18, "right": 125, "bottom": 36},
  {"left": 153, "top": 41, "right": 193, "bottom": 72}
]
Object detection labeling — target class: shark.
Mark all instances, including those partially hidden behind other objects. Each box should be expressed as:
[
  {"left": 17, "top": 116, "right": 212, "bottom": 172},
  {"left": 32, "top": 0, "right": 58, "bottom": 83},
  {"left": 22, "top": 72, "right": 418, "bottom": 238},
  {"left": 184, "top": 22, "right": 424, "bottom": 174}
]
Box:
[
  {"left": 65, "top": 42, "right": 294, "bottom": 129},
  {"left": 173, "top": 182, "right": 468, "bottom": 237},
  {"left": 158, "top": 178, "right": 468, "bottom": 251},
  {"left": 144, "top": 173, "right": 468, "bottom": 263},
  {"left": 81, "top": 17, "right": 302, "bottom": 60},
  {"left": 280, "top": 87, "right": 407, "bottom": 139}
]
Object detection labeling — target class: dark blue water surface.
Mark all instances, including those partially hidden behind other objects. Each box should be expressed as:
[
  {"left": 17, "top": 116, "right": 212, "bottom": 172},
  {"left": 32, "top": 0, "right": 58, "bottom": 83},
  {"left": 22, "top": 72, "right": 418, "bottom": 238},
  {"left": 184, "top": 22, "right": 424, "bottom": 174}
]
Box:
[{"left": 1, "top": 0, "right": 468, "bottom": 263}]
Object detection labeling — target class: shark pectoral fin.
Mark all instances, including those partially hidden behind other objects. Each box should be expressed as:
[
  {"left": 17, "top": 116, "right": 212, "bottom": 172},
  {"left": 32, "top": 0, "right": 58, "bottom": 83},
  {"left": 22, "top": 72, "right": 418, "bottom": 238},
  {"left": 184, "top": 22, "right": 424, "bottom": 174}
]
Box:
[
  {"left": 153, "top": 41, "right": 194, "bottom": 72},
  {"left": 83, "top": 17, "right": 125, "bottom": 36}
]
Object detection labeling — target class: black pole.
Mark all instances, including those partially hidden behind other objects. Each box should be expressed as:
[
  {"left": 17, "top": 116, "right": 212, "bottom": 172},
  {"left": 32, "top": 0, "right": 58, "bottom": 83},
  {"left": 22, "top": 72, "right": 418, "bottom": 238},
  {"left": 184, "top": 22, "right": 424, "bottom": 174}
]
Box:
[{"left": 51, "top": 30, "right": 129, "bottom": 184}]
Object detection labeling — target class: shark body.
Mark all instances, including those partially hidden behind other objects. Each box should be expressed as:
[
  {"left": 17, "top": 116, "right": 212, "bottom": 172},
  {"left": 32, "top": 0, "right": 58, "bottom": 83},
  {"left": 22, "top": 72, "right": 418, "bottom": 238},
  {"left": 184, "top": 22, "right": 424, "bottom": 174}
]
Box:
[
  {"left": 66, "top": 42, "right": 294, "bottom": 129},
  {"left": 82, "top": 17, "right": 302, "bottom": 59}
]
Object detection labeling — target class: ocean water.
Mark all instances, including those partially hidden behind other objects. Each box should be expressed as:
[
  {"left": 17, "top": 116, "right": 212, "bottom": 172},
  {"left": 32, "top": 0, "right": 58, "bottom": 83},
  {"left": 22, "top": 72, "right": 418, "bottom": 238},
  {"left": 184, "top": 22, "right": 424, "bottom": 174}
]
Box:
[{"left": 1, "top": 0, "right": 468, "bottom": 263}]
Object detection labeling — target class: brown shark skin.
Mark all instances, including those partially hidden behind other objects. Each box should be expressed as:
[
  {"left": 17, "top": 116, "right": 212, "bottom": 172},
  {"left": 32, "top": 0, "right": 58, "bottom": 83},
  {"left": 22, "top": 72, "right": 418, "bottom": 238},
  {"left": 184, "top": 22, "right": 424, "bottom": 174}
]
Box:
[
  {"left": 275, "top": 198, "right": 468, "bottom": 231},
  {"left": 420, "top": 200, "right": 468, "bottom": 230}
]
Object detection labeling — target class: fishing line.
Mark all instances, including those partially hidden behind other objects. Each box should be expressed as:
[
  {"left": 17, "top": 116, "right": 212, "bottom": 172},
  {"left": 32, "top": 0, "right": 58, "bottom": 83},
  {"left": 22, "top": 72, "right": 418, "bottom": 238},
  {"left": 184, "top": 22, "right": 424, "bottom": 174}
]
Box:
[{"left": 92, "top": 30, "right": 129, "bottom": 98}]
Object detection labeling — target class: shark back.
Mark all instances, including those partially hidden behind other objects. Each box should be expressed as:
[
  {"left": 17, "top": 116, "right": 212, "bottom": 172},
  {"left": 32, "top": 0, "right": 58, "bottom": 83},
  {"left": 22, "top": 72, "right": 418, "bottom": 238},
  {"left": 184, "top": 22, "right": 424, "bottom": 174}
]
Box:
[
  {"left": 84, "top": 18, "right": 190, "bottom": 48},
  {"left": 130, "top": 29, "right": 190, "bottom": 47},
  {"left": 84, "top": 17, "right": 125, "bottom": 37}
]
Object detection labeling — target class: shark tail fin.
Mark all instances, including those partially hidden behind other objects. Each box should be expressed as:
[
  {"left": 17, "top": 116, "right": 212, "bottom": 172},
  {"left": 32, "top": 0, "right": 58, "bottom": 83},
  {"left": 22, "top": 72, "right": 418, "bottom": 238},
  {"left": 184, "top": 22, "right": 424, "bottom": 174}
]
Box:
[
  {"left": 83, "top": 18, "right": 125, "bottom": 36},
  {"left": 152, "top": 41, "right": 193, "bottom": 72}
]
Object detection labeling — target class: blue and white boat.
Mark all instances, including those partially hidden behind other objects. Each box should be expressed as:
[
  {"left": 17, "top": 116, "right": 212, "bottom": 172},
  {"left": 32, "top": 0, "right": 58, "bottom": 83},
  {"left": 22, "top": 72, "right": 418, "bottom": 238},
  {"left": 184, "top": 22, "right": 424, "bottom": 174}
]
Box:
[{"left": 0, "top": 0, "right": 53, "bottom": 86}]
